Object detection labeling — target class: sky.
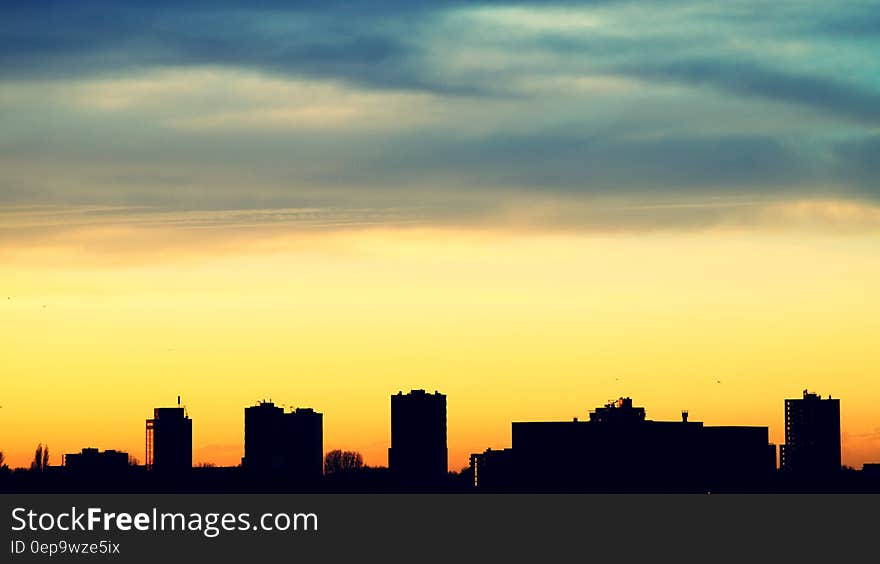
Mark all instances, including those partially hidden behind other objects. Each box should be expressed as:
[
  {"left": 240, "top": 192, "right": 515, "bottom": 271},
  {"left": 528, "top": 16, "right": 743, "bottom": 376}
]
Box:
[{"left": 1, "top": 0, "right": 879, "bottom": 470}]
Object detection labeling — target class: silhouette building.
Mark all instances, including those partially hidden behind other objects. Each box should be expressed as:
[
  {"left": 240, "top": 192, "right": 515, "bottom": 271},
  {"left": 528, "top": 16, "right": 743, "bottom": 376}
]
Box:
[
  {"left": 286, "top": 407, "right": 323, "bottom": 481},
  {"left": 64, "top": 448, "right": 129, "bottom": 475},
  {"left": 470, "top": 448, "right": 515, "bottom": 491},
  {"left": 145, "top": 402, "right": 192, "bottom": 474},
  {"left": 780, "top": 390, "right": 841, "bottom": 478},
  {"left": 243, "top": 401, "right": 323, "bottom": 482},
  {"left": 389, "top": 389, "right": 447, "bottom": 485},
  {"left": 244, "top": 401, "right": 284, "bottom": 472},
  {"left": 472, "top": 397, "right": 775, "bottom": 492}
]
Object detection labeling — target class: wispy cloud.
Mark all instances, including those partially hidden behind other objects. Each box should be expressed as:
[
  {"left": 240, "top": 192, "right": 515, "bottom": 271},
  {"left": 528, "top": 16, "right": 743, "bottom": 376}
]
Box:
[
  {"left": 4, "top": 197, "right": 880, "bottom": 268},
  {"left": 0, "top": 205, "right": 427, "bottom": 232}
]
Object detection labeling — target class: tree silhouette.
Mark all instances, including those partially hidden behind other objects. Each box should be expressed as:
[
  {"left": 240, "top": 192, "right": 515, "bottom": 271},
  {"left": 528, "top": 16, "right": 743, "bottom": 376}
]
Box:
[
  {"left": 31, "top": 444, "right": 44, "bottom": 471},
  {"left": 324, "top": 450, "right": 364, "bottom": 475},
  {"left": 29, "top": 444, "right": 50, "bottom": 471},
  {"left": 0, "top": 450, "right": 6, "bottom": 468}
]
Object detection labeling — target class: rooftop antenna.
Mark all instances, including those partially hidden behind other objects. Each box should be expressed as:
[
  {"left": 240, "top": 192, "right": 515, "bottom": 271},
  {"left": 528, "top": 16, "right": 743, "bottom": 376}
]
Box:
[{"left": 178, "top": 395, "right": 189, "bottom": 418}]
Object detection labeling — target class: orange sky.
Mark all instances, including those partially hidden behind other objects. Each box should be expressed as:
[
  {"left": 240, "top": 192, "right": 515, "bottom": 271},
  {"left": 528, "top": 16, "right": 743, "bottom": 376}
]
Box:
[{"left": 2, "top": 215, "right": 880, "bottom": 471}]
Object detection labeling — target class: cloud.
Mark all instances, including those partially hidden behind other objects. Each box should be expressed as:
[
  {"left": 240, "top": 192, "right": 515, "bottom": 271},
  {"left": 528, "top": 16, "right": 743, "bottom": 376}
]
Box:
[
  {"left": 3, "top": 1, "right": 880, "bottom": 234},
  {"left": 5, "top": 196, "right": 880, "bottom": 267},
  {"left": 617, "top": 59, "right": 880, "bottom": 125},
  {"left": 1, "top": 2, "right": 425, "bottom": 91},
  {"left": 0, "top": 125, "right": 831, "bottom": 215},
  {"left": 1, "top": 1, "right": 589, "bottom": 95},
  {"left": 0, "top": 205, "right": 434, "bottom": 266},
  {"left": 814, "top": 8, "right": 880, "bottom": 37},
  {"left": 833, "top": 135, "right": 880, "bottom": 197},
  {"left": 320, "top": 131, "right": 825, "bottom": 197}
]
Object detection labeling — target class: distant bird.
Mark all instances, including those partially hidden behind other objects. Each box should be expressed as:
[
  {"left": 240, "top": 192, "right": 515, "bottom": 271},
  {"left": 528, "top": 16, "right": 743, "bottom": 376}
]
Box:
[{"left": 716, "top": 380, "right": 722, "bottom": 384}]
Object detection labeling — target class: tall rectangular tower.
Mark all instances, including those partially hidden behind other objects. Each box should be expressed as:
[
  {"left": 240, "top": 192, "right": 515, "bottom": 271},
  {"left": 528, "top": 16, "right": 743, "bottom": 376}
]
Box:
[
  {"left": 780, "top": 390, "right": 841, "bottom": 477},
  {"left": 243, "top": 401, "right": 285, "bottom": 472},
  {"left": 243, "top": 401, "right": 323, "bottom": 483},
  {"left": 145, "top": 406, "right": 192, "bottom": 475},
  {"left": 285, "top": 408, "right": 323, "bottom": 482},
  {"left": 389, "top": 389, "right": 447, "bottom": 485}
]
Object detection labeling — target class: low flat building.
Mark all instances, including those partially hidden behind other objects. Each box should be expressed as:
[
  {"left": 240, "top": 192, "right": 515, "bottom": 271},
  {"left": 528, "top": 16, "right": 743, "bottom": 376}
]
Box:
[
  {"left": 64, "top": 448, "right": 129, "bottom": 475},
  {"left": 474, "top": 398, "right": 775, "bottom": 492}
]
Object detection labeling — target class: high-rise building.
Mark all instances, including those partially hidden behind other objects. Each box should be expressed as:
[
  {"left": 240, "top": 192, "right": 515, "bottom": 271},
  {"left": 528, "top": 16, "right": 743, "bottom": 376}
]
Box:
[
  {"left": 242, "top": 401, "right": 323, "bottom": 482},
  {"left": 145, "top": 404, "right": 192, "bottom": 474},
  {"left": 780, "top": 390, "right": 841, "bottom": 477},
  {"left": 244, "top": 401, "right": 284, "bottom": 472},
  {"left": 285, "top": 407, "right": 323, "bottom": 482},
  {"left": 389, "top": 389, "right": 447, "bottom": 485}
]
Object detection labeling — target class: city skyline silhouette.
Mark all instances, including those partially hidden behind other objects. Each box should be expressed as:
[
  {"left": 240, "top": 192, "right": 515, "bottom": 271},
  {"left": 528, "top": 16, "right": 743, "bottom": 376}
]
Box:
[
  {"left": 5, "top": 0, "right": 880, "bottom": 501},
  {"left": 2, "top": 388, "right": 879, "bottom": 493}
]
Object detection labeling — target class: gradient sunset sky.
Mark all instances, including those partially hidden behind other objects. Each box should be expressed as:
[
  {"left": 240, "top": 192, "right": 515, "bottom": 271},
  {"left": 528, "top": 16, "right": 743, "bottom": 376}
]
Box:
[{"left": 2, "top": 1, "right": 879, "bottom": 471}]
